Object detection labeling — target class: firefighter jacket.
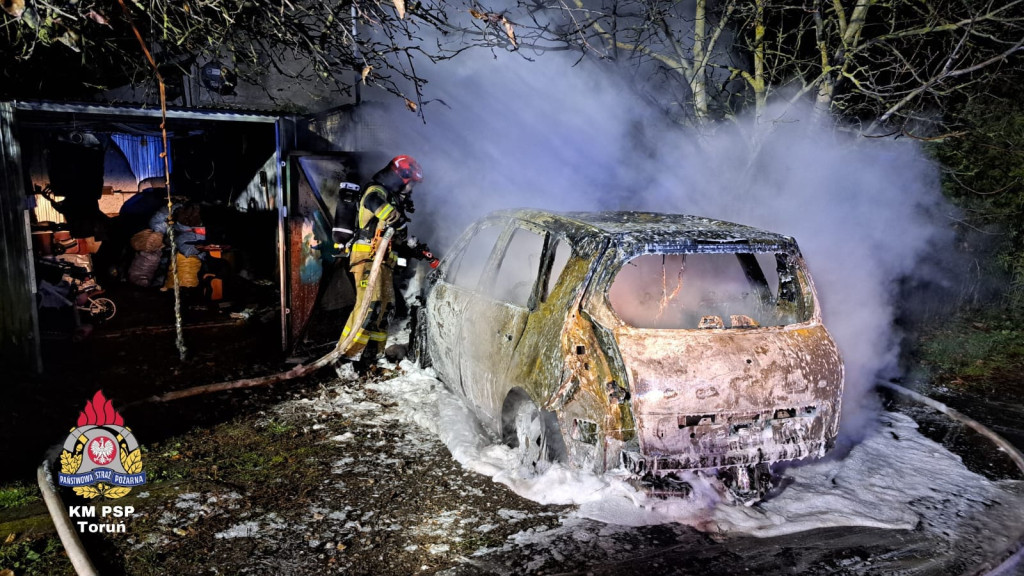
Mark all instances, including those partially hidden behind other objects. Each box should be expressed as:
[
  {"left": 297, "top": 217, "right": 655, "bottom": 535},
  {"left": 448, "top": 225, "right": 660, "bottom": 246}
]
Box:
[
  {"left": 350, "top": 168, "right": 430, "bottom": 265},
  {"left": 351, "top": 182, "right": 408, "bottom": 265}
]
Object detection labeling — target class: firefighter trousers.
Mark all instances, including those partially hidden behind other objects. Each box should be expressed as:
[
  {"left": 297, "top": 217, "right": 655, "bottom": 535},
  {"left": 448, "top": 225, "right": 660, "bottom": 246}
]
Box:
[{"left": 340, "top": 258, "right": 395, "bottom": 362}]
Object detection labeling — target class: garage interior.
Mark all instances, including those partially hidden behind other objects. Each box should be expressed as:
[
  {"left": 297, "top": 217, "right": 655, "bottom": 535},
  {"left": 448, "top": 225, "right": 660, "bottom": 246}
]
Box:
[
  {"left": 1, "top": 102, "right": 406, "bottom": 480},
  {"left": 15, "top": 104, "right": 288, "bottom": 369}
]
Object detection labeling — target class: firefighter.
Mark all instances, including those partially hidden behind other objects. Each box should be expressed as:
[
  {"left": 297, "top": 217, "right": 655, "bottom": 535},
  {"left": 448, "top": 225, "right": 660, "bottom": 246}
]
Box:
[{"left": 340, "top": 155, "right": 436, "bottom": 366}]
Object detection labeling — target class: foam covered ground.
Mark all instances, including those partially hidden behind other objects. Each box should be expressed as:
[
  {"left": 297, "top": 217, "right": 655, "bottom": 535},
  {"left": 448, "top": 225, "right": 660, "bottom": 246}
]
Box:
[{"left": 368, "top": 360, "right": 1024, "bottom": 544}]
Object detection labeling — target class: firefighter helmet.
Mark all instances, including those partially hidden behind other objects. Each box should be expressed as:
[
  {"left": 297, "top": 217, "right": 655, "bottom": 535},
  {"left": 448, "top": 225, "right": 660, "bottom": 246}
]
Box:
[{"left": 389, "top": 155, "right": 423, "bottom": 184}]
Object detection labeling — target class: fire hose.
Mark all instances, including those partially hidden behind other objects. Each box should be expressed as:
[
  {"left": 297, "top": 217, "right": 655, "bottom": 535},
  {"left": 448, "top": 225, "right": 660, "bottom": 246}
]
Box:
[
  {"left": 139, "top": 228, "right": 396, "bottom": 404},
  {"left": 877, "top": 381, "right": 1024, "bottom": 473},
  {"left": 37, "top": 458, "right": 99, "bottom": 576},
  {"left": 878, "top": 381, "right": 1024, "bottom": 576},
  {"left": 38, "top": 230, "right": 398, "bottom": 575}
]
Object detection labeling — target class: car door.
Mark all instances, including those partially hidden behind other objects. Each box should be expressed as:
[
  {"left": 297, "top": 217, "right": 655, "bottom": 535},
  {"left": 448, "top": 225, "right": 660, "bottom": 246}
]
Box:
[
  {"left": 505, "top": 233, "right": 582, "bottom": 402},
  {"left": 459, "top": 222, "right": 548, "bottom": 423},
  {"left": 425, "top": 218, "right": 505, "bottom": 396}
]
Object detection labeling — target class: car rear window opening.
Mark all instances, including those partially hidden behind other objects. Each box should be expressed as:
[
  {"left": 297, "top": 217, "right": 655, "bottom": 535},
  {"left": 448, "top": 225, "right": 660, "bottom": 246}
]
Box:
[{"left": 608, "top": 252, "right": 814, "bottom": 329}]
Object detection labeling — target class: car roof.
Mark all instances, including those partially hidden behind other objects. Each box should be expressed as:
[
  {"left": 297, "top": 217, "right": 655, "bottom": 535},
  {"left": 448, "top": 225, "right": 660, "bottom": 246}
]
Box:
[{"left": 495, "top": 208, "right": 797, "bottom": 251}]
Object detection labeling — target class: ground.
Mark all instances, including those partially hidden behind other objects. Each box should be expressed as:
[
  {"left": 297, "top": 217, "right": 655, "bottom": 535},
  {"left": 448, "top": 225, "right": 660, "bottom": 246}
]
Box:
[
  {"left": 93, "top": 376, "right": 570, "bottom": 575},
  {"left": 2, "top": 301, "right": 1024, "bottom": 575},
  {"left": 907, "top": 312, "right": 1024, "bottom": 451}
]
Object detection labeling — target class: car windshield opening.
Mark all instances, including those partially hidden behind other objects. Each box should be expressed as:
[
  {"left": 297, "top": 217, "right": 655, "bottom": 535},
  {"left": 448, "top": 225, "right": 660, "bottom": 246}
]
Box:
[{"left": 608, "top": 252, "right": 813, "bottom": 329}]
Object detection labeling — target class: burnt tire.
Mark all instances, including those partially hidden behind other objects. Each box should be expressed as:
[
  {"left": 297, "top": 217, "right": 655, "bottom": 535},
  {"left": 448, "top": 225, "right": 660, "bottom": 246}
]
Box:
[{"left": 510, "top": 400, "right": 567, "bottom": 475}]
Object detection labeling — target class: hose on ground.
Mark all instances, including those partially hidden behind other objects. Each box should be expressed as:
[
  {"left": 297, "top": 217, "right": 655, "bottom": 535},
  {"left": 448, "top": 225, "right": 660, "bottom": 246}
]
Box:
[
  {"left": 878, "top": 381, "right": 1024, "bottom": 576},
  {"left": 139, "top": 227, "right": 396, "bottom": 404},
  {"left": 37, "top": 457, "right": 99, "bottom": 576},
  {"left": 878, "top": 381, "right": 1024, "bottom": 472}
]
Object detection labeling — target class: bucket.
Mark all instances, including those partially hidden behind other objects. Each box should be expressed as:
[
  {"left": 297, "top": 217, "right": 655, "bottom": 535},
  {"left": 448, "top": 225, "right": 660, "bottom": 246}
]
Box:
[
  {"left": 32, "top": 230, "right": 54, "bottom": 256},
  {"left": 53, "top": 230, "right": 80, "bottom": 254}
]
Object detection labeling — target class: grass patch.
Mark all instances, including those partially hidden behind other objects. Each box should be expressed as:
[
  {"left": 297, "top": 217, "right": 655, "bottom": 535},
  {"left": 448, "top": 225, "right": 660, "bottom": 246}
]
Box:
[
  {"left": 915, "top": 312, "right": 1024, "bottom": 396},
  {"left": 111, "top": 413, "right": 334, "bottom": 575},
  {"left": 137, "top": 416, "right": 326, "bottom": 488},
  {"left": 451, "top": 531, "right": 504, "bottom": 554},
  {"left": 0, "top": 484, "right": 39, "bottom": 511},
  {"left": 0, "top": 536, "right": 71, "bottom": 575},
  {"left": 264, "top": 419, "right": 295, "bottom": 436}
]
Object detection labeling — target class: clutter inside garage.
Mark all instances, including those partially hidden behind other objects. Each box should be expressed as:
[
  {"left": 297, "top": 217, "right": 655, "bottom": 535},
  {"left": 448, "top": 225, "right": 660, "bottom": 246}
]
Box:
[{"left": 18, "top": 109, "right": 283, "bottom": 373}]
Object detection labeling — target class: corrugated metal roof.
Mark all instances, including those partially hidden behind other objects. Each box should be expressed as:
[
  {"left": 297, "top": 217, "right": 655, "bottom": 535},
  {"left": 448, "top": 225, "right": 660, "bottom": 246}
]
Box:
[{"left": 13, "top": 100, "right": 285, "bottom": 123}]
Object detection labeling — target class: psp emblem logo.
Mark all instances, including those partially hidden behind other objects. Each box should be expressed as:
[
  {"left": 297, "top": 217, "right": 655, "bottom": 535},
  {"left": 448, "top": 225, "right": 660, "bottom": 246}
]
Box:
[{"left": 58, "top": 391, "right": 146, "bottom": 499}]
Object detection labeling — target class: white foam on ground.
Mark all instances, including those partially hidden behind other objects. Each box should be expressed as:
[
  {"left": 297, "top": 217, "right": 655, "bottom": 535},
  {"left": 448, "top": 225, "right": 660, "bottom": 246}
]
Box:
[{"left": 369, "top": 361, "right": 1024, "bottom": 538}]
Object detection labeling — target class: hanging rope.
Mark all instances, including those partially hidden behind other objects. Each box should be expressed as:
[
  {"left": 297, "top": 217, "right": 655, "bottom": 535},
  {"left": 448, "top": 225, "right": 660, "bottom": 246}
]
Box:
[{"left": 116, "top": 0, "right": 187, "bottom": 361}]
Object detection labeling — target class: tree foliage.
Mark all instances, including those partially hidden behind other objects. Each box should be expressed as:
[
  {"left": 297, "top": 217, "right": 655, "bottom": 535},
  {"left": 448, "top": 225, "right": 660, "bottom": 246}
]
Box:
[
  {"left": 501, "top": 0, "right": 1024, "bottom": 133},
  {"left": 0, "top": 0, "right": 480, "bottom": 106},
  {"left": 932, "top": 77, "right": 1024, "bottom": 310},
  {"left": 4, "top": 0, "right": 1021, "bottom": 129}
]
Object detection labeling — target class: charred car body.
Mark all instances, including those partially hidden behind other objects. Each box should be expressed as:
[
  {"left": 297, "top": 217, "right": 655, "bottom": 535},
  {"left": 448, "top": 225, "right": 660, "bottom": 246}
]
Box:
[{"left": 416, "top": 209, "right": 843, "bottom": 496}]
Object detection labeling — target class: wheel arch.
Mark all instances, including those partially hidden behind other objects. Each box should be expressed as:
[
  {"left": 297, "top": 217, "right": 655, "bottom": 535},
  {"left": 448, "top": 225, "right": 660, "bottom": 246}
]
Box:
[{"left": 500, "top": 387, "right": 533, "bottom": 447}]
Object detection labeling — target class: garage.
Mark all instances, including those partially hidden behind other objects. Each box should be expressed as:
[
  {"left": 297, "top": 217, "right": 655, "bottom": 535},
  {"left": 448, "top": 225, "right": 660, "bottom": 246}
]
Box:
[{"left": 1, "top": 101, "right": 386, "bottom": 381}]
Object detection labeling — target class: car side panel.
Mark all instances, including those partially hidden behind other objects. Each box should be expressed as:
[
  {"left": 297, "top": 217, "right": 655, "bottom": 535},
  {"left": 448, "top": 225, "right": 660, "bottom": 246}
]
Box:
[
  {"left": 504, "top": 237, "right": 613, "bottom": 465},
  {"left": 425, "top": 281, "right": 472, "bottom": 395},
  {"left": 459, "top": 298, "right": 530, "bottom": 427}
]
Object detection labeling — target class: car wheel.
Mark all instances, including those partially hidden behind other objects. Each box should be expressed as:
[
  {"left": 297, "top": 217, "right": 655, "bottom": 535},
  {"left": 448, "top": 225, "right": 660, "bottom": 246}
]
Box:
[{"left": 511, "top": 400, "right": 566, "bottom": 475}]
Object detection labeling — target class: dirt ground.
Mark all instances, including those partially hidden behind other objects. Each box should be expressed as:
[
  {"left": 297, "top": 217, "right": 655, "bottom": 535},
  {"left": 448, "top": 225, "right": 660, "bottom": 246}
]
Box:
[
  {"left": 90, "top": 375, "right": 572, "bottom": 575},
  {"left": 8, "top": 366, "right": 1021, "bottom": 576},
  {"left": 5, "top": 291, "right": 286, "bottom": 487}
]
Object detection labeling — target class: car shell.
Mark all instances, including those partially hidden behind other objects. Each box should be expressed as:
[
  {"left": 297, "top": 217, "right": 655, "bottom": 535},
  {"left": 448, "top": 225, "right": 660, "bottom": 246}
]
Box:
[{"left": 421, "top": 209, "right": 844, "bottom": 480}]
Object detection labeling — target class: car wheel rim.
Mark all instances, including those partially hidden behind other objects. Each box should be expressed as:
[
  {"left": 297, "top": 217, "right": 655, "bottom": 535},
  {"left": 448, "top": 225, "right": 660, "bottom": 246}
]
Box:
[{"left": 514, "top": 402, "right": 548, "bottom": 475}]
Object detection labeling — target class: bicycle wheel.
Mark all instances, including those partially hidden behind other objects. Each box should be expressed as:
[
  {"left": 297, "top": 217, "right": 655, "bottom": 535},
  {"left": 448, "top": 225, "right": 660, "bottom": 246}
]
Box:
[{"left": 89, "top": 297, "right": 117, "bottom": 321}]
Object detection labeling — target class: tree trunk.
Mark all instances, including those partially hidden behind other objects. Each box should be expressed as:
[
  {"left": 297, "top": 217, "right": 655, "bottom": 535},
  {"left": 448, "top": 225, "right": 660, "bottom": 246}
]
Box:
[{"left": 691, "top": 0, "right": 709, "bottom": 122}]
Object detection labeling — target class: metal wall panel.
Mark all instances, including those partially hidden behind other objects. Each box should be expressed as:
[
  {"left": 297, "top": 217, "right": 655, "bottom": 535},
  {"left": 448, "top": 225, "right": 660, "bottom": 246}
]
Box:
[{"left": 0, "top": 102, "right": 41, "bottom": 373}]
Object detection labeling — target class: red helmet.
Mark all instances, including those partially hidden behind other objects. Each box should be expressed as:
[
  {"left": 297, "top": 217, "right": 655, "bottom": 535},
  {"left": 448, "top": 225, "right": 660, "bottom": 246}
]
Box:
[{"left": 390, "top": 155, "right": 423, "bottom": 185}]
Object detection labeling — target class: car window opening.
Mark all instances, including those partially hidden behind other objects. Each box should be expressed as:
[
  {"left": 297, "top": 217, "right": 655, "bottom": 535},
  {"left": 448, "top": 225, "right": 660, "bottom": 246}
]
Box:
[
  {"left": 609, "top": 252, "right": 813, "bottom": 329},
  {"left": 492, "top": 227, "right": 545, "bottom": 308},
  {"left": 543, "top": 238, "right": 572, "bottom": 303},
  {"left": 450, "top": 223, "right": 502, "bottom": 290}
]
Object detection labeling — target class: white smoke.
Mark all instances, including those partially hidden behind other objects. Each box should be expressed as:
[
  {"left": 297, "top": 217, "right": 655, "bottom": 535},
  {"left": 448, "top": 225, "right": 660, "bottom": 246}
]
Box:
[
  {"left": 381, "top": 47, "right": 952, "bottom": 442},
  {"left": 632, "top": 102, "right": 952, "bottom": 441}
]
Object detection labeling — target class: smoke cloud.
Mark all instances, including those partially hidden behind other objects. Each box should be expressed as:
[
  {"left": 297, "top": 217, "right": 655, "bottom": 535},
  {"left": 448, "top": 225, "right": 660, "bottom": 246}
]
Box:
[{"left": 383, "top": 47, "right": 953, "bottom": 442}]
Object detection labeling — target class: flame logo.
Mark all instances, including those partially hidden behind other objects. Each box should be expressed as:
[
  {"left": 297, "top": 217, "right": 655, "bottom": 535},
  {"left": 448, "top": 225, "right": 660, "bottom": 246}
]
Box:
[{"left": 76, "top": 390, "right": 124, "bottom": 427}]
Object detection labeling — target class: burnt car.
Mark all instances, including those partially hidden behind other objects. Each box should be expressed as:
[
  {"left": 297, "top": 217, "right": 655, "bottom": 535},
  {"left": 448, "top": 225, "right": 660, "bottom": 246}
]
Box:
[{"left": 415, "top": 209, "right": 843, "bottom": 497}]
